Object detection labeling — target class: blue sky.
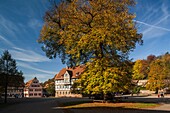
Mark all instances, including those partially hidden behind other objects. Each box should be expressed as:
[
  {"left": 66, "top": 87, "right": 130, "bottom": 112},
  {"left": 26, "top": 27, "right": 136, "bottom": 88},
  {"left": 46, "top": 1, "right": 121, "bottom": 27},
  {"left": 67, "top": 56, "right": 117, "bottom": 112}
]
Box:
[{"left": 0, "top": 0, "right": 170, "bottom": 82}]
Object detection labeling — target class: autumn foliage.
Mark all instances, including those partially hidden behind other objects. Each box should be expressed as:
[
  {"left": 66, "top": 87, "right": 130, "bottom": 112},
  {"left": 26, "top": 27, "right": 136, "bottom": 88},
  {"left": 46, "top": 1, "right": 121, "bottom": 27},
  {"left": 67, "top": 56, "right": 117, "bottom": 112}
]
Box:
[
  {"left": 39, "top": 0, "right": 142, "bottom": 96},
  {"left": 132, "top": 53, "right": 170, "bottom": 93}
]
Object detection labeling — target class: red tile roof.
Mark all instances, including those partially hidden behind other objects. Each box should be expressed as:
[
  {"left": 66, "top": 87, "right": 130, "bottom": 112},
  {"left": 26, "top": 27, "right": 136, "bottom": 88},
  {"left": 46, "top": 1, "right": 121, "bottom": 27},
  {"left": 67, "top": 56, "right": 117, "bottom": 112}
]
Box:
[
  {"left": 25, "top": 79, "right": 33, "bottom": 88},
  {"left": 25, "top": 77, "right": 39, "bottom": 88},
  {"left": 55, "top": 65, "right": 85, "bottom": 80}
]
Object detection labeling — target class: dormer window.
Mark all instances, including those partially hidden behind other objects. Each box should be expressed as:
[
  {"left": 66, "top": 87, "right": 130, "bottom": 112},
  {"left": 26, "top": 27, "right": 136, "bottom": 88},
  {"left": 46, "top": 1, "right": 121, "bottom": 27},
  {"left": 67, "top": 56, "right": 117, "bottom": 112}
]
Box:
[
  {"left": 76, "top": 72, "right": 79, "bottom": 76},
  {"left": 64, "top": 73, "right": 68, "bottom": 77},
  {"left": 33, "top": 81, "right": 38, "bottom": 83},
  {"left": 64, "top": 72, "right": 70, "bottom": 83}
]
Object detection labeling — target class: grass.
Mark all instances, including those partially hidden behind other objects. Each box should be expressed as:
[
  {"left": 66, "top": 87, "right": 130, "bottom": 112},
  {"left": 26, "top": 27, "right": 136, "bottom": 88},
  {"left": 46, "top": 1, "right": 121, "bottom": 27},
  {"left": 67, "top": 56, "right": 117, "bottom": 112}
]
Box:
[
  {"left": 61, "top": 100, "right": 93, "bottom": 107},
  {"left": 60, "top": 101, "right": 160, "bottom": 109}
]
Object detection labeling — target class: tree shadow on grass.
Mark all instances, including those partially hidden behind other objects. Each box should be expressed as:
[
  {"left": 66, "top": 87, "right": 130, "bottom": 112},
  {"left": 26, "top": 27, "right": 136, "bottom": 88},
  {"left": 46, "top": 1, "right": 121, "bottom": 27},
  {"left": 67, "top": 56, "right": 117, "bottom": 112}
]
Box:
[
  {"left": 55, "top": 106, "right": 170, "bottom": 113},
  {"left": 53, "top": 97, "right": 170, "bottom": 113}
]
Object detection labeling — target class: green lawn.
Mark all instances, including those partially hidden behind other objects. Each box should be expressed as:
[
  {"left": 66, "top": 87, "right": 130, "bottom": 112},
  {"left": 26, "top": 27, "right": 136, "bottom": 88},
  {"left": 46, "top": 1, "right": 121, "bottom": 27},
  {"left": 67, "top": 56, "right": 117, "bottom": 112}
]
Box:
[{"left": 60, "top": 101, "right": 160, "bottom": 109}]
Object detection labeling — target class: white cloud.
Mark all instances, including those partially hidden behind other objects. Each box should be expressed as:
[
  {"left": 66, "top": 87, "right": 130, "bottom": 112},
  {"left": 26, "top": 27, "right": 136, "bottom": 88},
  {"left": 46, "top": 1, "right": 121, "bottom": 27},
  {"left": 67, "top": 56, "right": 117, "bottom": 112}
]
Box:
[
  {"left": 161, "top": 3, "right": 169, "bottom": 16},
  {"left": 134, "top": 18, "right": 170, "bottom": 33},
  {"left": 135, "top": 1, "right": 170, "bottom": 40},
  {"left": 17, "top": 61, "right": 57, "bottom": 75},
  {"left": 24, "top": 73, "right": 55, "bottom": 83},
  {"left": 0, "top": 15, "right": 19, "bottom": 38},
  {"left": 9, "top": 47, "right": 50, "bottom": 62},
  {"left": 142, "top": 15, "right": 170, "bottom": 34},
  {"left": 28, "top": 19, "right": 42, "bottom": 29},
  {"left": 0, "top": 35, "right": 15, "bottom": 47},
  {"left": 134, "top": 15, "right": 170, "bottom": 39}
]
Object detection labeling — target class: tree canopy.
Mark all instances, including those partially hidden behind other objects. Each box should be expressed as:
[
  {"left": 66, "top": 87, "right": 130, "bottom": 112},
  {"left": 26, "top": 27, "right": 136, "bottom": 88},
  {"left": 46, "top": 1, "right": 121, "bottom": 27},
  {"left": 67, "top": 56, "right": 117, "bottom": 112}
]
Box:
[
  {"left": 146, "top": 53, "right": 170, "bottom": 93},
  {"left": 132, "top": 55, "right": 156, "bottom": 80},
  {"left": 39, "top": 0, "right": 142, "bottom": 96}
]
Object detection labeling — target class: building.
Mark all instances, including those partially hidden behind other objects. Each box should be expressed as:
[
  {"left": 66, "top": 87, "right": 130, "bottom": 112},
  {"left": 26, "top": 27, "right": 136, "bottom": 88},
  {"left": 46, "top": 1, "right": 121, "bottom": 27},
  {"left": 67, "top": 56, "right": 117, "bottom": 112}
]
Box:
[
  {"left": 24, "top": 77, "right": 43, "bottom": 97},
  {"left": 0, "top": 74, "right": 25, "bottom": 98},
  {"left": 6, "top": 86, "right": 24, "bottom": 98},
  {"left": 55, "top": 65, "right": 85, "bottom": 97},
  {"left": 132, "top": 80, "right": 148, "bottom": 87}
]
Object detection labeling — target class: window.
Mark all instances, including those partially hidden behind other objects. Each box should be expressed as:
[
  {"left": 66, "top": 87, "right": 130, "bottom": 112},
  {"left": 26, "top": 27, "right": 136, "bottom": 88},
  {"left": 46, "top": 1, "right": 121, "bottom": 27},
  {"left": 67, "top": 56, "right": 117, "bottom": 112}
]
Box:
[
  {"left": 35, "top": 89, "right": 41, "bottom": 91},
  {"left": 29, "top": 89, "right": 33, "bottom": 91},
  {"left": 24, "top": 89, "right": 28, "bottom": 91},
  {"left": 34, "top": 93, "right": 37, "bottom": 96},
  {"left": 29, "top": 93, "right": 33, "bottom": 96},
  {"left": 65, "top": 74, "right": 68, "bottom": 77},
  {"left": 31, "top": 85, "right": 40, "bottom": 87},
  {"left": 33, "top": 81, "right": 38, "bottom": 83},
  {"left": 76, "top": 72, "right": 79, "bottom": 76},
  {"left": 64, "top": 78, "right": 70, "bottom": 83}
]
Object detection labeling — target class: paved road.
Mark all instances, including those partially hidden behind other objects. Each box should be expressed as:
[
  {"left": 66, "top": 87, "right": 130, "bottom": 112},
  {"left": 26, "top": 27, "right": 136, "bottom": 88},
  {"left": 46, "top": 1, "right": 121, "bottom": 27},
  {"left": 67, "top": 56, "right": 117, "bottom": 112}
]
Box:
[
  {"left": 1, "top": 97, "right": 170, "bottom": 113},
  {"left": 0, "top": 98, "right": 64, "bottom": 113}
]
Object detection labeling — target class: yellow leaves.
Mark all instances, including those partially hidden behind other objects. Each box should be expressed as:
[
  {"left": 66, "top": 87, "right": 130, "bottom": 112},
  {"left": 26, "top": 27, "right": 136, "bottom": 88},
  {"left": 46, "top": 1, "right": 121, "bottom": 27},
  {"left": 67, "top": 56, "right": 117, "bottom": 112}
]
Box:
[
  {"left": 146, "top": 54, "right": 170, "bottom": 91},
  {"left": 39, "top": 0, "right": 140, "bottom": 94}
]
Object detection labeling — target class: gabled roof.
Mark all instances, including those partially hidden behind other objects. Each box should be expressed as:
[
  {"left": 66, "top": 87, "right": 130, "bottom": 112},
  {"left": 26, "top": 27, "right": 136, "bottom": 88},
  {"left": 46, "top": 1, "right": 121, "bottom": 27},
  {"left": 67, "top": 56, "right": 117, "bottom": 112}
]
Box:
[
  {"left": 25, "top": 77, "right": 40, "bottom": 88},
  {"left": 25, "top": 79, "right": 33, "bottom": 88},
  {"left": 55, "top": 65, "right": 85, "bottom": 80}
]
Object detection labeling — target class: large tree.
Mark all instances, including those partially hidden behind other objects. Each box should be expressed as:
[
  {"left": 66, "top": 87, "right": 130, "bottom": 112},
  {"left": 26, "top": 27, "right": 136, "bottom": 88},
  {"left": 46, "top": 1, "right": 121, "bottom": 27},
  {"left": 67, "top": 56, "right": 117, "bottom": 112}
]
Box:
[
  {"left": 39, "top": 0, "right": 142, "bottom": 98},
  {"left": 0, "top": 50, "right": 24, "bottom": 103}
]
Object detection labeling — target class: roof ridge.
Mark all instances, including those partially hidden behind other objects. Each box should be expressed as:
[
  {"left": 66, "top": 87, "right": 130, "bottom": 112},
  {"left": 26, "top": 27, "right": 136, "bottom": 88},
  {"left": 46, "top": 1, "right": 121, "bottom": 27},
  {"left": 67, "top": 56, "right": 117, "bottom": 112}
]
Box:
[{"left": 55, "top": 65, "right": 85, "bottom": 80}]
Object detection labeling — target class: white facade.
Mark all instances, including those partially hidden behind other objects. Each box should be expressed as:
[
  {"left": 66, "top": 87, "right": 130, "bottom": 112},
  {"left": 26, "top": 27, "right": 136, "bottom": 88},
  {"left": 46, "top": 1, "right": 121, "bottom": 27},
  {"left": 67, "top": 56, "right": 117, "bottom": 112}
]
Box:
[
  {"left": 55, "top": 74, "right": 77, "bottom": 97},
  {"left": 55, "top": 66, "right": 84, "bottom": 97},
  {"left": 24, "top": 77, "right": 43, "bottom": 97}
]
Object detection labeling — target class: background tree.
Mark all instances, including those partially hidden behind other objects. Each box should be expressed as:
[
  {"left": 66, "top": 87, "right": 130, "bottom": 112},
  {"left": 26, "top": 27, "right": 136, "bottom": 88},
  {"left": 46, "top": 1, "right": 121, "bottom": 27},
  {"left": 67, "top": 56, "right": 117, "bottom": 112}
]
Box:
[
  {"left": 146, "top": 59, "right": 166, "bottom": 93},
  {"left": 160, "top": 53, "right": 170, "bottom": 89},
  {"left": 42, "top": 78, "right": 55, "bottom": 96},
  {"left": 146, "top": 55, "right": 156, "bottom": 64},
  {"left": 39, "top": 0, "right": 142, "bottom": 99},
  {"left": 0, "top": 50, "right": 24, "bottom": 103},
  {"left": 133, "top": 55, "right": 156, "bottom": 80},
  {"left": 133, "top": 60, "right": 145, "bottom": 80},
  {"left": 146, "top": 53, "right": 170, "bottom": 94}
]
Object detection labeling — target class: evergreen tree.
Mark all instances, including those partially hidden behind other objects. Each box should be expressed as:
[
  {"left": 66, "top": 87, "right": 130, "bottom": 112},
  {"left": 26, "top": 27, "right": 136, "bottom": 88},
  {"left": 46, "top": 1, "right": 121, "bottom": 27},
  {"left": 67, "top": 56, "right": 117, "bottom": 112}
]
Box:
[{"left": 0, "top": 50, "right": 24, "bottom": 103}]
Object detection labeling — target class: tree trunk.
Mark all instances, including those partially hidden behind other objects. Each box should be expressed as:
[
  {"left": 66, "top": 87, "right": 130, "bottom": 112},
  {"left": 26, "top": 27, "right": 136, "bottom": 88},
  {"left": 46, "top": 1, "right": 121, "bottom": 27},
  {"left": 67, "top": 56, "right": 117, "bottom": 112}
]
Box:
[
  {"left": 155, "top": 87, "right": 159, "bottom": 94},
  {"left": 4, "top": 73, "right": 8, "bottom": 103},
  {"left": 103, "top": 94, "right": 107, "bottom": 102}
]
